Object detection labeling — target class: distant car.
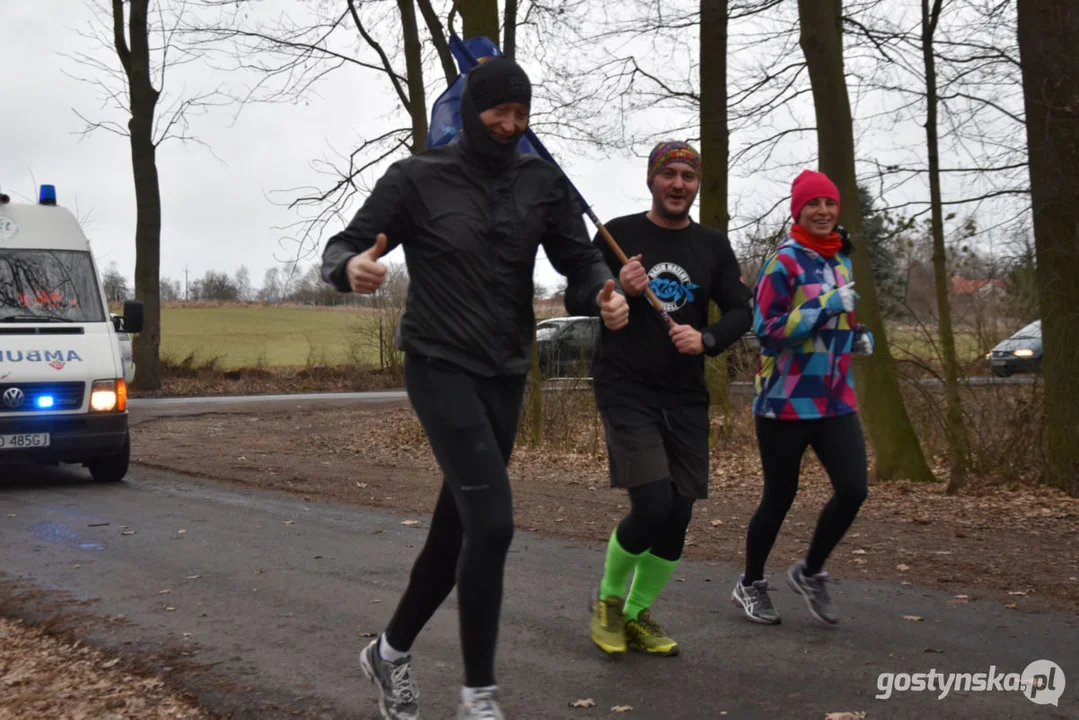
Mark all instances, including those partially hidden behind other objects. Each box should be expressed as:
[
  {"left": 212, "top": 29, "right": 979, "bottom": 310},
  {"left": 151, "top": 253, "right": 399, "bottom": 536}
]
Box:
[
  {"left": 535, "top": 315, "right": 760, "bottom": 380},
  {"left": 985, "top": 319, "right": 1042, "bottom": 377},
  {"left": 536, "top": 316, "right": 597, "bottom": 378}
]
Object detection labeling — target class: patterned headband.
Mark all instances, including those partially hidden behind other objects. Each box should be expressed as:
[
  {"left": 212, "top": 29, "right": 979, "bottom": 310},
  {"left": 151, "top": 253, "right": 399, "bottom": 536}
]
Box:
[{"left": 647, "top": 141, "right": 702, "bottom": 185}]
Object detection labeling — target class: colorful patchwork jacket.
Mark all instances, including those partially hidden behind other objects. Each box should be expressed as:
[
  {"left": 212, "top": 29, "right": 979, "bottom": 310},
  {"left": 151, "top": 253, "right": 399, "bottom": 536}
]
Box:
[{"left": 752, "top": 236, "right": 867, "bottom": 420}]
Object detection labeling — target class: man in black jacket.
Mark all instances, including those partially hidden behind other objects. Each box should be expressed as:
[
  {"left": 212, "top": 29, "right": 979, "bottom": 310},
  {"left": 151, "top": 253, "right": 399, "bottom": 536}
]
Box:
[
  {"left": 587, "top": 141, "right": 753, "bottom": 658},
  {"left": 322, "top": 56, "right": 628, "bottom": 720}
]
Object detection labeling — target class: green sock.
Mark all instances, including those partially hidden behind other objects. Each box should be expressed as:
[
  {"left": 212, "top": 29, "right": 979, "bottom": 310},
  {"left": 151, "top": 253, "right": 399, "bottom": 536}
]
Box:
[
  {"left": 623, "top": 551, "right": 678, "bottom": 622},
  {"left": 598, "top": 529, "right": 642, "bottom": 601}
]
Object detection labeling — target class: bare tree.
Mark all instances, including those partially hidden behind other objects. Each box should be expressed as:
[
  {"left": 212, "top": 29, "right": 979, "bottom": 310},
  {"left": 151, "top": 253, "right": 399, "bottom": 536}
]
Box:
[
  {"left": 67, "top": 0, "right": 224, "bottom": 390},
  {"left": 159, "top": 276, "right": 182, "bottom": 301},
  {"left": 102, "top": 261, "right": 131, "bottom": 303},
  {"left": 1016, "top": 0, "right": 1079, "bottom": 495},
  {"left": 798, "top": 0, "right": 936, "bottom": 484},
  {"left": 921, "top": 0, "right": 971, "bottom": 489},
  {"left": 699, "top": 0, "right": 733, "bottom": 424}
]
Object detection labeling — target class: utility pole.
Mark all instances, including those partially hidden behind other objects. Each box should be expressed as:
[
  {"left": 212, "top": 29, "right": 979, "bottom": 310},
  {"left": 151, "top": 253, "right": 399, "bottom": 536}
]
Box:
[{"left": 183, "top": 265, "right": 189, "bottom": 301}]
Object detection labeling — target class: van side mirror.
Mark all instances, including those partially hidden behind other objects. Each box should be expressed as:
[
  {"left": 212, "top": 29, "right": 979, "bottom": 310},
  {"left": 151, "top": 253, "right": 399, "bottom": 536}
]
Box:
[{"left": 122, "top": 300, "right": 144, "bottom": 334}]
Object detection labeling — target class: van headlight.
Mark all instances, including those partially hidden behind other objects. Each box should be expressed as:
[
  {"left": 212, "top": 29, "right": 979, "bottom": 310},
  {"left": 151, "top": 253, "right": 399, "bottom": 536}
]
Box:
[
  {"left": 1013, "top": 349, "right": 1034, "bottom": 357},
  {"left": 90, "top": 379, "right": 127, "bottom": 412}
]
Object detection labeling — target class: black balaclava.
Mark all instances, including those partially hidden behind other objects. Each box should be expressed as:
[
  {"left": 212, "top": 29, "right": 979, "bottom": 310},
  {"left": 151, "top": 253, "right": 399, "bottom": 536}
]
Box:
[{"left": 458, "top": 56, "right": 531, "bottom": 167}]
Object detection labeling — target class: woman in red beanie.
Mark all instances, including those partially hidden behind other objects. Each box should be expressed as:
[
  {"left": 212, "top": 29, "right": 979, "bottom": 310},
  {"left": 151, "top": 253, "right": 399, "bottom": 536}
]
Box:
[{"left": 730, "top": 169, "right": 873, "bottom": 626}]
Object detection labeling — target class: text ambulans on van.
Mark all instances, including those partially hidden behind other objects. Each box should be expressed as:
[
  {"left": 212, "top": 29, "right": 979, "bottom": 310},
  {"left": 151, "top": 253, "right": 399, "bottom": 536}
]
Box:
[{"left": 0, "top": 185, "right": 143, "bottom": 482}]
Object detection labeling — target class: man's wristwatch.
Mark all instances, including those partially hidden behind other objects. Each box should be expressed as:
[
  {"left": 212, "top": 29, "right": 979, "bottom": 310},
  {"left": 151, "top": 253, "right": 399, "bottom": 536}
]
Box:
[{"left": 701, "top": 330, "right": 718, "bottom": 353}]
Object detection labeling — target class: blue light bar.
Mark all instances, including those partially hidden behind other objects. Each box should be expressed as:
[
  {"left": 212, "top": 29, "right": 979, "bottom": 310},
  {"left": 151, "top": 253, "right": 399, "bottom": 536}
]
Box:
[
  {"left": 39, "top": 184, "right": 57, "bottom": 206},
  {"left": 36, "top": 395, "right": 55, "bottom": 409}
]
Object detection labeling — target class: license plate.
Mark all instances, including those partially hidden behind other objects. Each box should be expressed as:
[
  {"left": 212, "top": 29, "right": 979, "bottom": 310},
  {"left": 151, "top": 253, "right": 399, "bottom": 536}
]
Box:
[{"left": 0, "top": 433, "right": 50, "bottom": 450}]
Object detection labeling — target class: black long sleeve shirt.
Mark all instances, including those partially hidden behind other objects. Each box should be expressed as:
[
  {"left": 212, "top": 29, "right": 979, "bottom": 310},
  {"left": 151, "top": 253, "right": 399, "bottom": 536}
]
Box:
[{"left": 322, "top": 141, "right": 614, "bottom": 377}]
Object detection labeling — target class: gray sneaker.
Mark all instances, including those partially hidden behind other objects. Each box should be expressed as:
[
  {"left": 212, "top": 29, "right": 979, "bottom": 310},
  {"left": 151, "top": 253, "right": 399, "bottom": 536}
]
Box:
[
  {"left": 731, "top": 575, "right": 781, "bottom": 624},
  {"left": 786, "top": 561, "right": 837, "bottom": 625},
  {"left": 457, "top": 688, "right": 504, "bottom": 720},
  {"left": 360, "top": 637, "right": 420, "bottom": 720}
]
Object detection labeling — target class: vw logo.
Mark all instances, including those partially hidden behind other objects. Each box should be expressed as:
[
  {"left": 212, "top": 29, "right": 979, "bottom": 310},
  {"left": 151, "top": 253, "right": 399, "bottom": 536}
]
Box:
[{"left": 2, "top": 387, "right": 25, "bottom": 409}]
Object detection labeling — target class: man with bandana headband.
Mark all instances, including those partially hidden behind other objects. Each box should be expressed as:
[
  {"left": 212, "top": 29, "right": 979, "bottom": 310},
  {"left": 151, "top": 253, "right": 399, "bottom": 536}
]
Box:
[
  {"left": 587, "top": 140, "right": 752, "bottom": 658},
  {"left": 322, "top": 57, "right": 628, "bottom": 720}
]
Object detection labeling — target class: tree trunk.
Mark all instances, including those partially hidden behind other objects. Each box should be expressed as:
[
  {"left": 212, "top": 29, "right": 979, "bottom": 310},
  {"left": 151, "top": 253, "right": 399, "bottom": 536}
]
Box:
[
  {"left": 922, "top": 0, "right": 970, "bottom": 491},
  {"left": 397, "top": 0, "right": 427, "bottom": 153},
  {"left": 1017, "top": 0, "right": 1079, "bottom": 495},
  {"left": 459, "top": 0, "right": 499, "bottom": 42},
  {"left": 120, "top": 0, "right": 163, "bottom": 392},
  {"left": 699, "top": 0, "right": 732, "bottom": 432},
  {"left": 503, "top": 0, "right": 518, "bottom": 59},
  {"left": 797, "top": 0, "right": 936, "bottom": 484},
  {"left": 530, "top": 322, "right": 541, "bottom": 447}
]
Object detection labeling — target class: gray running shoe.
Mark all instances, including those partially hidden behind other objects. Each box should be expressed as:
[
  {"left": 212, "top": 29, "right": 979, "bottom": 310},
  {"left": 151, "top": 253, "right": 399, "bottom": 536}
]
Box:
[
  {"left": 731, "top": 575, "right": 781, "bottom": 625},
  {"left": 786, "top": 561, "right": 838, "bottom": 625},
  {"left": 360, "top": 637, "right": 420, "bottom": 720},
  {"left": 457, "top": 688, "right": 505, "bottom": 720}
]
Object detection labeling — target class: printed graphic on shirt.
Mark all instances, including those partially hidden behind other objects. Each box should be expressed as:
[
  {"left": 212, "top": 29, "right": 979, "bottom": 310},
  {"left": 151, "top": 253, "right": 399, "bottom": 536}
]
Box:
[{"left": 648, "top": 262, "right": 700, "bottom": 313}]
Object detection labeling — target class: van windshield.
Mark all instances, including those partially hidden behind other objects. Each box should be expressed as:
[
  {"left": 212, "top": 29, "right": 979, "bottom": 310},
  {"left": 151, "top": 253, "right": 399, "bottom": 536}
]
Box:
[{"left": 0, "top": 249, "right": 106, "bottom": 323}]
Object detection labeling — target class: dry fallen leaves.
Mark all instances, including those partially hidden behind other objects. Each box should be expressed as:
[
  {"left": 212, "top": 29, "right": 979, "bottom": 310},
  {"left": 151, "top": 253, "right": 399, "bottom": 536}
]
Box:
[
  {"left": 902, "top": 615, "right": 924, "bottom": 622},
  {"left": 852, "top": 549, "right": 867, "bottom": 555},
  {"left": 710, "top": 519, "right": 724, "bottom": 526},
  {"left": 569, "top": 698, "right": 596, "bottom": 708},
  {"left": 401, "top": 520, "right": 420, "bottom": 526},
  {"left": 0, "top": 617, "right": 209, "bottom": 718},
  {"left": 824, "top": 713, "right": 867, "bottom": 720},
  {"left": 612, "top": 705, "right": 633, "bottom": 712},
  {"left": 896, "top": 563, "right": 911, "bottom": 572}
]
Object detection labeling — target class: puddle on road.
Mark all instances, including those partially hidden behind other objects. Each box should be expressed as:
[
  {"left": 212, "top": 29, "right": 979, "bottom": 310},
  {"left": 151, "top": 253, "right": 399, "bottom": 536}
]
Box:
[{"left": 29, "top": 522, "right": 104, "bottom": 551}]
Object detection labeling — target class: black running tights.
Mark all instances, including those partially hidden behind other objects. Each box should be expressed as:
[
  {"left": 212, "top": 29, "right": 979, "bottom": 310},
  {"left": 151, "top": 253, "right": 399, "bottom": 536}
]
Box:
[
  {"left": 383, "top": 353, "right": 525, "bottom": 689},
  {"left": 616, "top": 479, "right": 696, "bottom": 561},
  {"left": 744, "top": 413, "right": 868, "bottom": 583}
]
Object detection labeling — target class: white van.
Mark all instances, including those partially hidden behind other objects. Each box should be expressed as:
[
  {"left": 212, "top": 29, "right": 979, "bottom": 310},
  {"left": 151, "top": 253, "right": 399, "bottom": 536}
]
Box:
[{"left": 0, "top": 185, "right": 143, "bottom": 482}]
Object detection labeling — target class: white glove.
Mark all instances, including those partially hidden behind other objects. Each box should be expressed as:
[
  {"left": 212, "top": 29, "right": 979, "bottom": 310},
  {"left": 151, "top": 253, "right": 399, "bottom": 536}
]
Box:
[{"left": 836, "top": 282, "right": 857, "bottom": 313}]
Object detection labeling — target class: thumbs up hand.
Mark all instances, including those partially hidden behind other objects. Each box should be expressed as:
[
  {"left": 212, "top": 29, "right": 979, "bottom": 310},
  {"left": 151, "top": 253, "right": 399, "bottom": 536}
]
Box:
[
  {"left": 597, "top": 279, "right": 629, "bottom": 330},
  {"left": 346, "top": 233, "right": 389, "bottom": 294}
]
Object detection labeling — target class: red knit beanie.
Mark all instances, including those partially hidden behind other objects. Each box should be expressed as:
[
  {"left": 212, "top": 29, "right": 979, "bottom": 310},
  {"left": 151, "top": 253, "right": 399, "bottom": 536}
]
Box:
[{"left": 790, "top": 169, "right": 840, "bottom": 221}]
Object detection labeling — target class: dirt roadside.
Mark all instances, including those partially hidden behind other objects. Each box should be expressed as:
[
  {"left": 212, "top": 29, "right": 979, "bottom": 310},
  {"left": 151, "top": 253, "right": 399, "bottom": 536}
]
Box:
[
  {"left": 0, "top": 615, "right": 211, "bottom": 720},
  {"left": 130, "top": 400, "right": 1079, "bottom": 616}
]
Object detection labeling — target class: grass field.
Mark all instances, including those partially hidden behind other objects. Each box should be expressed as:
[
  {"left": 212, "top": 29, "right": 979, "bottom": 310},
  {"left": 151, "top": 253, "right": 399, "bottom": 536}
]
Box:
[
  {"left": 159, "top": 305, "right": 381, "bottom": 369},
  {"left": 153, "top": 305, "right": 1008, "bottom": 372}
]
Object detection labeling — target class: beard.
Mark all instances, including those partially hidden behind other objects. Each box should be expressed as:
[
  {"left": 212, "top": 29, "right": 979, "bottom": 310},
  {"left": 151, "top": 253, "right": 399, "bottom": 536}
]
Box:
[{"left": 654, "top": 190, "right": 698, "bottom": 221}]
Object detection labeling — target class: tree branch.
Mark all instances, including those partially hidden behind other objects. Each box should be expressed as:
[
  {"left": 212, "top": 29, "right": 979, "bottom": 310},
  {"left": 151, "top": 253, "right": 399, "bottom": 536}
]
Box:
[
  {"left": 416, "top": 0, "right": 457, "bottom": 85},
  {"left": 346, "top": 0, "right": 411, "bottom": 111}
]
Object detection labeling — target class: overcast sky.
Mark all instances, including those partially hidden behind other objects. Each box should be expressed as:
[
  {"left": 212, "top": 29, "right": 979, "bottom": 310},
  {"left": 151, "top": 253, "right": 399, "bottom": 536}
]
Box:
[{"left": 1, "top": 0, "right": 1028, "bottom": 296}]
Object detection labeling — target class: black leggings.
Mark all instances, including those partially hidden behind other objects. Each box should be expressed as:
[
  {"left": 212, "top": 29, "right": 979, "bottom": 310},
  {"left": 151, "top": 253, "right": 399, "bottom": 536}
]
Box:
[
  {"left": 616, "top": 479, "right": 695, "bottom": 561},
  {"left": 384, "top": 354, "right": 525, "bottom": 688},
  {"left": 744, "top": 413, "right": 868, "bottom": 583}
]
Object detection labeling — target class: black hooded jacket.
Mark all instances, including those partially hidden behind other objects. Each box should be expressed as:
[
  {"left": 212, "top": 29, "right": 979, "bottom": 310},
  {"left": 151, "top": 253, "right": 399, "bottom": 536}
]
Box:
[{"left": 321, "top": 82, "right": 614, "bottom": 377}]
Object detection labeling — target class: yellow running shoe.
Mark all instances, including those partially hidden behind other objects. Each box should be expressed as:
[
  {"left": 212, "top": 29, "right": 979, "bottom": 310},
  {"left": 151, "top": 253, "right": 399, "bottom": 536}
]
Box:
[
  {"left": 590, "top": 595, "right": 627, "bottom": 654},
  {"left": 625, "top": 609, "right": 679, "bottom": 656}
]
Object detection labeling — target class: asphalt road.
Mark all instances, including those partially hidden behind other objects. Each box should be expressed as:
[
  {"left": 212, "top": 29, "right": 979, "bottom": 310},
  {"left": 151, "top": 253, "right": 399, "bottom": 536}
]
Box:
[{"left": 0, "top": 392, "right": 1072, "bottom": 720}]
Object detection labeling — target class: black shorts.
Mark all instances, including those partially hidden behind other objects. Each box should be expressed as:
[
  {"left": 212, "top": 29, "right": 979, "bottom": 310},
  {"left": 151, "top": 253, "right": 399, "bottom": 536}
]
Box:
[{"left": 600, "top": 403, "right": 711, "bottom": 500}]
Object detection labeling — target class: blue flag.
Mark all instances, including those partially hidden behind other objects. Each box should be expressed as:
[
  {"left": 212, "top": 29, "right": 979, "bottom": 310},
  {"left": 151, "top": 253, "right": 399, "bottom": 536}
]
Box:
[{"left": 426, "top": 35, "right": 538, "bottom": 154}]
